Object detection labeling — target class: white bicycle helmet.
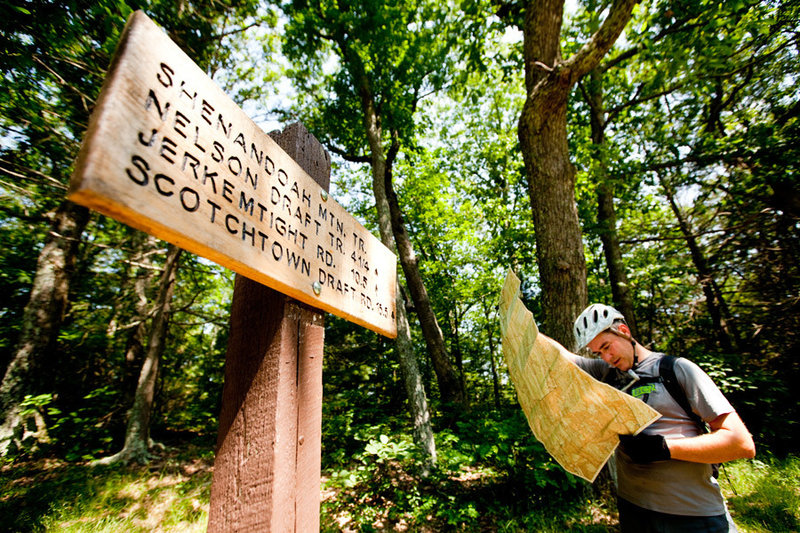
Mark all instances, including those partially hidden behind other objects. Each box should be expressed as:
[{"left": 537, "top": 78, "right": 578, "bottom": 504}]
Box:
[{"left": 574, "top": 303, "right": 626, "bottom": 350}]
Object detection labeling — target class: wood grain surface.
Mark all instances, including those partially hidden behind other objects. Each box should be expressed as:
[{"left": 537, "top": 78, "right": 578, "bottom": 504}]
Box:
[{"left": 70, "top": 10, "right": 396, "bottom": 338}]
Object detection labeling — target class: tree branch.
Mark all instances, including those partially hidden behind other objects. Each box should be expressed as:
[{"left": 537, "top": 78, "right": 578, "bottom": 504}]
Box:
[
  {"left": 327, "top": 143, "right": 371, "bottom": 164},
  {"left": 600, "top": 15, "right": 700, "bottom": 73},
  {"left": 32, "top": 54, "right": 94, "bottom": 112},
  {"left": 0, "top": 160, "right": 68, "bottom": 190},
  {"left": 207, "top": 19, "right": 263, "bottom": 42},
  {"left": 564, "top": 0, "right": 638, "bottom": 84}
]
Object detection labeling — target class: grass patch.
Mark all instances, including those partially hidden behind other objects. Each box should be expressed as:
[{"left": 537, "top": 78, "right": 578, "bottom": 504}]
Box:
[
  {"left": 721, "top": 455, "right": 800, "bottom": 533},
  {"left": 0, "top": 445, "right": 213, "bottom": 532}
]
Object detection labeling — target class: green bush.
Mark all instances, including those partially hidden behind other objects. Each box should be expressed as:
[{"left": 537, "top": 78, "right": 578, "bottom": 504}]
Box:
[
  {"left": 446, "top": 409, "right": 583, "bottom": 503},
  {"left": 320, "top": 408, "right": 589, "bottom": 531},
  {"left": 3, "top": 391, "right": 118, "bottom": 462}
]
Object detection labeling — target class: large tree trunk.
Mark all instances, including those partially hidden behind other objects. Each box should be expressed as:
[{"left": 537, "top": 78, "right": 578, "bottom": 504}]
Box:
[
  {"left": 94, "top": 243, "right": 182, "bottom": 465},
  {"left": 586, "top": 68, "right": 639, "bottom": 337},
  {"left": 0, "top": 200, "right": 90, "bottom": 455},
  {"left": 518, "top": 0, "right": 636, "bottom": 350}
]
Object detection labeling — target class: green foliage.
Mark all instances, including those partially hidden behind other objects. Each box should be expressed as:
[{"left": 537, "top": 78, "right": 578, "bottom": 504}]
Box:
[
  {"left": 723, "top": 455, "right": 800, "bottom": 532},
  {"left": 448, "top": 410, "right": 583, "bottom": 501},
  {"left": 565, "top": 0, "right": 800, "bottom": 457},
  {"left": 320, "top": 407, "right": 588, "bottom": 531},
  {"left": 280, "top": 0, "right": 498, "bottom": 157},
  {"left": 0, "top": 0, "right": 264, "bottom": 460},
  {"left": 321, "top": 426, "right": 434, "bottom": 530},
  {"left": 2, "top": 440, "right": 795, "bottom": 532},
  {"left": 1, "top": 0, "right": 799, "bottom": 527},
  {"left": 4, "top": 388, "right": 121, "bottom": 462}
]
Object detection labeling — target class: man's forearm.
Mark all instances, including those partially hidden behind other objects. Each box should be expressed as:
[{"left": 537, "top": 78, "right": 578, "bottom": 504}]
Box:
[{"left": 666, "top": 411, "right": 755, "bottom": 464}]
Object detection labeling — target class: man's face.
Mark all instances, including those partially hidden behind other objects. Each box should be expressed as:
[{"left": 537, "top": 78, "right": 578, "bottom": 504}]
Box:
[{"left": 587, "top": 329, "right": 634, "bottom": 371}]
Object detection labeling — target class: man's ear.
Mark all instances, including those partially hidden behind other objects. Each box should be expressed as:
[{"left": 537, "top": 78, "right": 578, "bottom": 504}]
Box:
[{"left": 617, "top": 323, "right": 631, "bottom": 337}]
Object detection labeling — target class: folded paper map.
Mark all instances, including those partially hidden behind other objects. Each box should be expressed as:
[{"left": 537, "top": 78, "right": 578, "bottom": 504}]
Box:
[{"left": 499, "top": 270, "right": 660, "bottom": 482}]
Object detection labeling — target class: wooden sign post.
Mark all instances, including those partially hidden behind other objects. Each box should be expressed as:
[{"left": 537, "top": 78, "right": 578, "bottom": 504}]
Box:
[
  {"left": 69, "top": 11, "right": 397, "bottom": 532},
  {"left": 208, "top": 124, "right": 331, "bottom": 532}
]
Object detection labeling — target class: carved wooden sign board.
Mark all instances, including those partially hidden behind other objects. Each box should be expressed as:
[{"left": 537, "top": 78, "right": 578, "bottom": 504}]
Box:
[{"left": 70, "top": 10, "right": 397, "bottom": 338}]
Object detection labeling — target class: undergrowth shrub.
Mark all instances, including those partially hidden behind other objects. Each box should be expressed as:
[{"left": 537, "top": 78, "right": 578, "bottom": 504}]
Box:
[
  {"left": 449, "top": 408, "right": 582, "bottom": 496},
  {"left": 320, "top": 407, "right": 589, "bottom": 531},
  {"left": 3, "top": 390, "right": 118, "bottom": 462}
]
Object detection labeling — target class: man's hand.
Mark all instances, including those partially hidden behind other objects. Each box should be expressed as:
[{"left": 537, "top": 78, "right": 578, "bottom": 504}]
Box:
[{"left": 619, "top": 433, "right": 671, "bottom": 463}]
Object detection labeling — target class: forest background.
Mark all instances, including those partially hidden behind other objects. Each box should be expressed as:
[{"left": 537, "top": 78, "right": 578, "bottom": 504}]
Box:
[{"left": 1, "top": 0, "right": 798, "bottom": 531}]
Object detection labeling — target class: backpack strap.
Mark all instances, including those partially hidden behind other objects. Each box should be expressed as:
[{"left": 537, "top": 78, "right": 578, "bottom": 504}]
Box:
[
  {"left": 659, "top": 355, "right": 708, "bottom": 434},
  {"left": 659, "top": 355, "right": 719, "bottom": 477}
]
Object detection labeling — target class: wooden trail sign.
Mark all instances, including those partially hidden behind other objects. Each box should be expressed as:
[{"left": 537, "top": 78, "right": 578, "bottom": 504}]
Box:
[
  {"left": 68, "top": 10, "right": 397, "bottom": 532},
  {"left": 70, "top": 10, "right": 396, "bottom": 339}
]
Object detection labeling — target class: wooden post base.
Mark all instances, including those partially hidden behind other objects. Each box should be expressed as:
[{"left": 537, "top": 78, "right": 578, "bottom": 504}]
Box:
[{"left": 208, "top": 279, "right": 324, "bottom": 531}]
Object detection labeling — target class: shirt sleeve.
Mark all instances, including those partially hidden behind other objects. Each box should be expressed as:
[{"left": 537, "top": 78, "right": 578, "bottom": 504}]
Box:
[
  {"left": 673, "top": 358, "right": 735, "bottom": 423},
  {"left": 569, "top": 354, "right": 611, "bottom": 381}
]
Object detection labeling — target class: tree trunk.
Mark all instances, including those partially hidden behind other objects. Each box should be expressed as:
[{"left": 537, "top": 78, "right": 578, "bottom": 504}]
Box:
[
  {"left": 370, "top": 163, "right": 438, "bottom": 466},
  {"left": 121, "top": 233, "right": 161, "bottom": 407},
  {"left": 660, "top": 181, "right": 737, "bottom": 353},
  {"left": 447, "top": 307, "right": 467, "bottom": 402},
  {"left": 376, "top": 205, "right": 438, "bottom": 468},
  {"left": 395, "top": 283, "right": 437, "bottom": 471},
  {"left": 94, "top": 243, "right": 182, "bottom": 465},
  {"left": 483, "top": 301, "right": 502, "bottom": 410},
  {"left": 0, "top": 200, "right": 90, "bottom": 455},
  {"left": 586, "top": 68, "right": 639, "bottom": 337},
  {"left": 351, "top": 61, "right": 464, "bottom": 415},
  {"left": 518, "top": 67, "right": 588, "bottom": 348},
  {"left": 518, "top": 0, "right": 636, "bottom": 350},
  {"left": 384, "top": 165, "right": 466, "bottom": 410},
  {"left": 355, "top": 86, "right": 438, "bottom": 463}
]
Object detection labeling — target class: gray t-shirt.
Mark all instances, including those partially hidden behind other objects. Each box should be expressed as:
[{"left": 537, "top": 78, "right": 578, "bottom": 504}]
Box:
[{"left": 572, "top": 352, "right": 734, "bottom": 516}]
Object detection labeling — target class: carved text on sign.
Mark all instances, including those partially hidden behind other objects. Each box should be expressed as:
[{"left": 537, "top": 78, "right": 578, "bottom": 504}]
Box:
[{"left": 70, "top": 11, "right": 396, "bottom": 337}]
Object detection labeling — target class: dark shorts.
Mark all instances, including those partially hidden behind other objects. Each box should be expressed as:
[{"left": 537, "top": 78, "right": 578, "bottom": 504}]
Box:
[{"left": 618, "top": 497, "right": 737, "bottom": 533}]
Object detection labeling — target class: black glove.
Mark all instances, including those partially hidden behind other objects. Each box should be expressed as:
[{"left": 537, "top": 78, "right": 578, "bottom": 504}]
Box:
[{"left": 619, "top": 433, "right": 671, "bottom": 463}]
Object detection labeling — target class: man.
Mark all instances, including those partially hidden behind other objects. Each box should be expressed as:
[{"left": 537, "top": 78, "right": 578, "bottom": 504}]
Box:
[{"left": 570, "top": 303, "right": 755, "bottom": 533}]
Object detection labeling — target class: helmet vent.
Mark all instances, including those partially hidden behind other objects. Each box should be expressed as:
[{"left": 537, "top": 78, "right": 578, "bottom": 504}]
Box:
[{"left": 593, "top": 309, "right": 598, "bottom": 322}]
